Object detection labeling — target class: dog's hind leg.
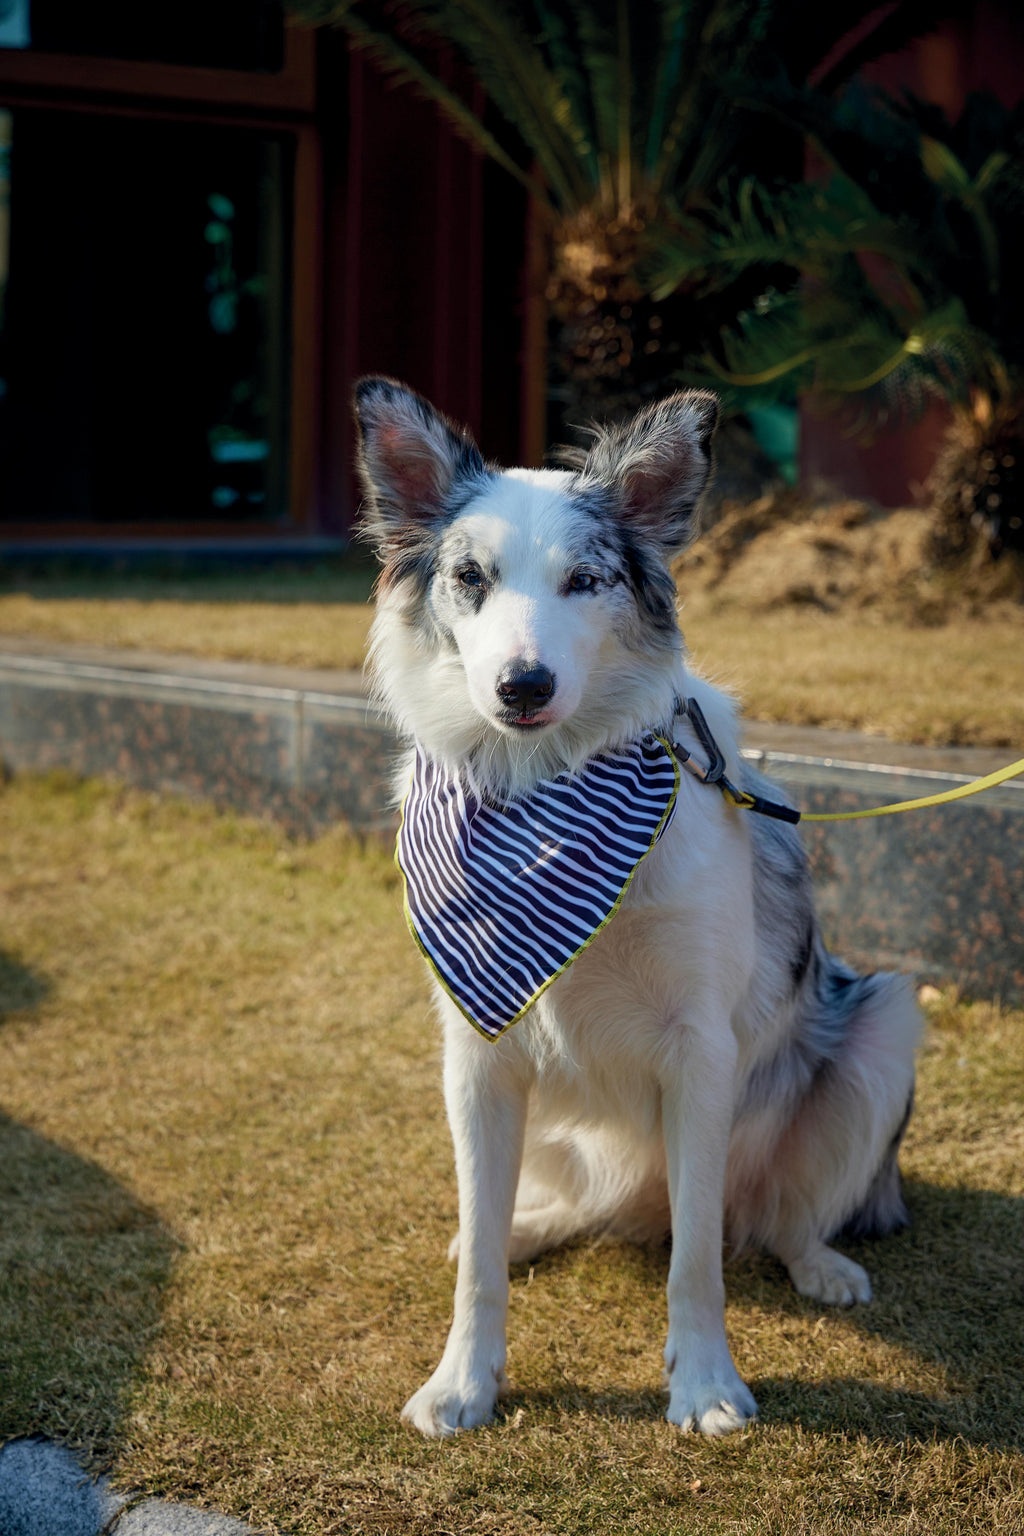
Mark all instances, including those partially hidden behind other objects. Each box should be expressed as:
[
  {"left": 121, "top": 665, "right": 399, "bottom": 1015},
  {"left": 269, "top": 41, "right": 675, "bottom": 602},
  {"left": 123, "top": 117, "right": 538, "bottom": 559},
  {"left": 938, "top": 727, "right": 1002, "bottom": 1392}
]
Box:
[
  {"left": 501, "top": 1125, "right": 670, "bottom": 1262},
  {"left": 732, "top": 972, "right": 921, "bottom": 1306},
  {"left": 507, "top": 1197, "right": 584, "bottom": 1263},
  {"left": 778, "top": 1073, "right": 916, "bottom": 1305},
  {"left": 775, "top": 1237, "right": 873, "bottom": 1305},
  {"left": 505, "top": 1130, "right": 589, "bottom": 1261},
  {"left": 402, "top": 1002, "right": 531, "bottom": 1437}
]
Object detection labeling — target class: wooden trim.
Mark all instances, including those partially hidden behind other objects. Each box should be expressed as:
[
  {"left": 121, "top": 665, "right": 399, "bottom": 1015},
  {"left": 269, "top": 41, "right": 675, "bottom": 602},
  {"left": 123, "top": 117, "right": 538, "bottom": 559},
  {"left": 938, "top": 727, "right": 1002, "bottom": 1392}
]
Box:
[
  {"left": 0, "top": 89, "right": 307, "bottom": 132},
  {"left": 289, "top": 125, "right": 323, "bottom": 533},
  {"left": 0, "top": 522, "right": 320, "bottom": 541},
  {"left": 0, "top": 19, "right": 316, "bottom": 114},
  {"left": 520, "top": 188, "right": 549, "bottom": 467}
]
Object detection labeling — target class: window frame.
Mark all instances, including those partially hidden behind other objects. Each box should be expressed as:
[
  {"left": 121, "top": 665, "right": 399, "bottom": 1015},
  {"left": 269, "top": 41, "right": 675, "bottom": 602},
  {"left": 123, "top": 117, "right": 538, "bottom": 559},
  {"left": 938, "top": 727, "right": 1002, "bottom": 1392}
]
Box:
[
  {"left": 0, "top": 17, "right": 316, "bottom": 113},
  {"left": 0, "top": 21, "right": 321, "bottom": 541}
]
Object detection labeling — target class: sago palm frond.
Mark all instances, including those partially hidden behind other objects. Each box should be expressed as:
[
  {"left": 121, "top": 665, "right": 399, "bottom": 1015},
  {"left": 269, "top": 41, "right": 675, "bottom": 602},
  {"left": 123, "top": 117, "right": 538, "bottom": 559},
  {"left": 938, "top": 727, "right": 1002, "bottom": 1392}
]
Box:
[
  {"left": 649, "top": 174, "right": 926, "bottom": 301},
  {"left": 329, "top": 6, "right": 557, "bottom": 203},
  {"left": 692, "top": 284, "right": 1002, "bottom": 429},
  {"left": 288, "top": 0, "right": 937, "bottom": 221}
]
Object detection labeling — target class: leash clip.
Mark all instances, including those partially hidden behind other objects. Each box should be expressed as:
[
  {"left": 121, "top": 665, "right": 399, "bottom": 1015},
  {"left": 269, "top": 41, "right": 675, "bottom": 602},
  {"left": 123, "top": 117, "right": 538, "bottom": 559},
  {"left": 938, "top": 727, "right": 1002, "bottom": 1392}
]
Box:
[
  {"left": 673, "top": 697, "right": 802, "bottom": 825},
  {"left": 681, "top": 698, "right": 726, "bottom": 785}
]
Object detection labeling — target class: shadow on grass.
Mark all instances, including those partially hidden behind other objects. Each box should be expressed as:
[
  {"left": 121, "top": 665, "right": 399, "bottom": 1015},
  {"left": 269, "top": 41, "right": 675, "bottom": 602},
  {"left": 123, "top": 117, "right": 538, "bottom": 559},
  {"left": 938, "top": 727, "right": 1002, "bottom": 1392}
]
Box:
[
  {"left": 502, "top": 1176, "right": 1023, "bottom": 1454},
  {"left": 751, "top": 1375, "right": 1019, "bottom": 1450},
  {"left": 763, "top": 1175, "right": 1024, "bottom": 1452},
  {"left": 0, "top": 552, "right": 377, "bottom": 605},
  {"left": 0, "top": 950, "right": 51, "bottom": 1023},
  {"left": 0, "top": 1111, "right": 181, "bottom": 1469}
]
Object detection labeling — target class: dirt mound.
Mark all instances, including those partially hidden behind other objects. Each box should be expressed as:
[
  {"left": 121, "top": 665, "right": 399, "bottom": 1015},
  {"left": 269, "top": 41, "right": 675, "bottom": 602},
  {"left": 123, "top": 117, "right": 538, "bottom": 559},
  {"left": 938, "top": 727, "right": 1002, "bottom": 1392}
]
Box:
[{"left": 676, "top": 491, "right": 1024, "bottom": 623}]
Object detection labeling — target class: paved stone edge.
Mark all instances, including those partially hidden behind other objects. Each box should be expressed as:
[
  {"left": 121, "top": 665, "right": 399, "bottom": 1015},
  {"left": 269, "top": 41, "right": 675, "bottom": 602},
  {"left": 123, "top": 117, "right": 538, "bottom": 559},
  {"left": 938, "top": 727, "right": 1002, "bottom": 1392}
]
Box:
[{"left": 1, "top": 644, "right": 1020, "bottom": 1000}]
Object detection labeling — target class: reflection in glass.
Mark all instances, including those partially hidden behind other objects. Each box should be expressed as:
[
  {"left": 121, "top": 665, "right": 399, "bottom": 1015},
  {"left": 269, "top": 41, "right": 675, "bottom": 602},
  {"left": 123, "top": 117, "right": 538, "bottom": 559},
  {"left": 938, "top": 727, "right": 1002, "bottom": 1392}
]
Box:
[{"left": 0, "top": 0, "right": 30, "bottom": 50}]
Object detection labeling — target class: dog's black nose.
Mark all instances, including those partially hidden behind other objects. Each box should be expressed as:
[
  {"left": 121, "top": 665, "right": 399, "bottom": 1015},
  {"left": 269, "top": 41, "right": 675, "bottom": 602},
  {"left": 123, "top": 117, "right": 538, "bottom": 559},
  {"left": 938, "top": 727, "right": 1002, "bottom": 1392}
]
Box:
[{"left": 496, "top": 661, "right": 556, "bottom": 711}]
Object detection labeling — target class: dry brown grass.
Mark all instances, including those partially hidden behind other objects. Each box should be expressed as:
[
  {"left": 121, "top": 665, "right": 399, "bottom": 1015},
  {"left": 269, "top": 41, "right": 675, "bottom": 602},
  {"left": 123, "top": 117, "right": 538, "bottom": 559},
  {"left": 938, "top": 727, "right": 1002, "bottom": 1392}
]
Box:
[
  {"left": 680, "top": 494, "right": 1024, "bottom": 621},
  {"left": 2, "top": 504, "right": 1023, "bottom": 751},
  {"left": 681, "top": 604, "right": 1024, "bottom": 748},
  {"left": 1, "top": 775, "right": 1022, "bottom": 1534},
  {"left": 673, "top": 496, "right": 1024, "bottom": 748},
  {"left": 0, "top": 563, "right": 377, "bottom": 671}
]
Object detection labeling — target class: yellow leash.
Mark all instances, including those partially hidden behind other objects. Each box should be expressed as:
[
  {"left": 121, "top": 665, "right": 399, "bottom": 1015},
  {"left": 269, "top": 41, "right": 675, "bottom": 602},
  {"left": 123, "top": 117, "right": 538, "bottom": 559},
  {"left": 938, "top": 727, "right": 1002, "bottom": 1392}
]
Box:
[
  {"left": 679, "top": 697, "right": 1024, "bottom": 825},
  {"left": 795, "top": 756, "right": 1024, "bottom": 822}
]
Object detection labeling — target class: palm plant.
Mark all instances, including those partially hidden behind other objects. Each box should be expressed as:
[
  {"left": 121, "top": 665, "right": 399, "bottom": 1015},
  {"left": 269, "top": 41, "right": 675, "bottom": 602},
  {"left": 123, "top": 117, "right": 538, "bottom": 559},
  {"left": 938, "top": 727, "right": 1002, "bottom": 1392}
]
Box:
[
  {"left": 290, "top": 0, "right": 941, "bottom": 425},
  {"left": 653, "top": 85, "right": 1024, "bottom": 551}
]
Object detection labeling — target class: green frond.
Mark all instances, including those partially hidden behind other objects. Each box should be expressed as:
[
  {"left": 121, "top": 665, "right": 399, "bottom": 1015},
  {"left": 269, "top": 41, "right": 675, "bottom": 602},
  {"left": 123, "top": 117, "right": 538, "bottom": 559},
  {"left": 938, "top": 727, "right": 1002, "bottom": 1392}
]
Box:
[
  {"left": 310, "top": 1, "right": 595, "bottom": 209},
  {"left": 616, "top": 0, "right": 632, "bottom": 208},
  {"left": 648, "top": 0, "right": 761, "bottom": 197},
  {"left": 644, "top": 1, "right": 688, "bottom": 178},
  {"left": 531, "top": 0, "right": 603, "bottom": 185},
  {"left": 569, "top": 2, "right": 622, "bottom": 204},
  {"left": 700, "top": 283, "right": 1002, "bottom": 427},
  {"left": 435, "top": 0, "right": 594, "bottom": 205},
  {"left": 650, "top": 173, "right": 927, "bottom": 302},
  {"left": 338, "top": 11, "right": 558, "bottom": 209}
]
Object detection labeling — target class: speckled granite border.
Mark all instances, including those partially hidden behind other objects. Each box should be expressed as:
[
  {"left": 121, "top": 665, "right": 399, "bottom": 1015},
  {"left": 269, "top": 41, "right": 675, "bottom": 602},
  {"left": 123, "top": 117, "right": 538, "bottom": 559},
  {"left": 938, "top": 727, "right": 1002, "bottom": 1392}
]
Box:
[
  {"left": 0, "top": 649, "right": 396, "bottom": 834},
  {"left": 750, "top": 755, "right": 1024, "bottom": 1001},
  {"left": 1, "top": 642, "right": 1021, "bottom": 1001}
]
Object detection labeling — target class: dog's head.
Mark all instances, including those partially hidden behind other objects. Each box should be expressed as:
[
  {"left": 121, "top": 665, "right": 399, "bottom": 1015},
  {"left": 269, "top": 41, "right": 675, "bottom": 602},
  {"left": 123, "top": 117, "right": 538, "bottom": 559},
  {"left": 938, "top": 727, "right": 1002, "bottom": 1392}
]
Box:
[{"left": 355, "top": 377, "right": 717, "bottom": 778}]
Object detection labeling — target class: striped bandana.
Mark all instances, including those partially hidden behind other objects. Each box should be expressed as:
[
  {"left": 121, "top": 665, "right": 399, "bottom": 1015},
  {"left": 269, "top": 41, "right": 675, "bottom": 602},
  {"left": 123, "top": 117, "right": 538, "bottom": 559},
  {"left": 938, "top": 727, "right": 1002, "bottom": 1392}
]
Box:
[{"left": 396, "top": 734, "right": 680, "bottom": 1039}]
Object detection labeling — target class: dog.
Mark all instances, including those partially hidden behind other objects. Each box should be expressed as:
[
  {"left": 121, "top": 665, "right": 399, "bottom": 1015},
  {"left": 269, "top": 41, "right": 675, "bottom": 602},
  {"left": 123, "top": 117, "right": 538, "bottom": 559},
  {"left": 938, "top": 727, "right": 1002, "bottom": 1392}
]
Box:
[{"left": 354, "top": 376, "right": 922, "bottom": 1438}]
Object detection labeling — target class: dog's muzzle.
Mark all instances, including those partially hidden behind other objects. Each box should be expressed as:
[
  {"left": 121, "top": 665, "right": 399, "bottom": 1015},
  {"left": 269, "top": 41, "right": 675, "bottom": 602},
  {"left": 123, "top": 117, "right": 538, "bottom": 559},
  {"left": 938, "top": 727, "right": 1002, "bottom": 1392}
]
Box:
[{"left": 495, "top": 660, "right": 556, "bottom": 719}]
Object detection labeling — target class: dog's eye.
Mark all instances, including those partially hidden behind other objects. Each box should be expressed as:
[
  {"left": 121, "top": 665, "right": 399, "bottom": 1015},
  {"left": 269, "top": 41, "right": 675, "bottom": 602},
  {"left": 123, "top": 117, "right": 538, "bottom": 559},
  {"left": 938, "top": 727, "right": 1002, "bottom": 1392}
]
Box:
[
  {"left": 566, "top": 569, "right": 599, "bottom": 594},
  {"left": 457, "top": 566, "right": 485, "bottom": 589}
]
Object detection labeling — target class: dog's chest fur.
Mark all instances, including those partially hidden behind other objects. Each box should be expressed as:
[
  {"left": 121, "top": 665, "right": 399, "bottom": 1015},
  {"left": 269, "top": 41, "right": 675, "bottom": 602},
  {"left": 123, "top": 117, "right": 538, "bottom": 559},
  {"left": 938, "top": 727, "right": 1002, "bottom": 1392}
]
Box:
[{"left": 499, "top": 780, "right": 757, "bottom": 1115}]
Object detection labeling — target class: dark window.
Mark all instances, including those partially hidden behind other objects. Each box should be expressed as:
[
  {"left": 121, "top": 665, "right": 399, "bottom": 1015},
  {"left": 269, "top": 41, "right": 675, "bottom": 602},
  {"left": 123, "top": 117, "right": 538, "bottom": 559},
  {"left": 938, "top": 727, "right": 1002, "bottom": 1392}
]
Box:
[{"left": 0, "top": 109, "right": 294, "bottom": 524}]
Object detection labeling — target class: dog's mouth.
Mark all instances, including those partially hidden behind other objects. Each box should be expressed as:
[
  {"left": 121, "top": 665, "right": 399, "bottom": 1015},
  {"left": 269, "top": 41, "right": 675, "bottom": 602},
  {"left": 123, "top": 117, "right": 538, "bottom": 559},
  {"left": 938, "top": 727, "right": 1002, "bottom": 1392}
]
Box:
[{"left": 495, "top": 707, "right": 555, "bottom": 732}]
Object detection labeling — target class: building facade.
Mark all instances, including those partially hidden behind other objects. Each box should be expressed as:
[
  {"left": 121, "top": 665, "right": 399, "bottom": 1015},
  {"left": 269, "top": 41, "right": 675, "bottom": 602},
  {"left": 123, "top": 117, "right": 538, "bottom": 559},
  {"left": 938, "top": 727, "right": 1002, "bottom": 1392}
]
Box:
[{"left": 0, "top": 0, "right": 533, "bottom": 552}]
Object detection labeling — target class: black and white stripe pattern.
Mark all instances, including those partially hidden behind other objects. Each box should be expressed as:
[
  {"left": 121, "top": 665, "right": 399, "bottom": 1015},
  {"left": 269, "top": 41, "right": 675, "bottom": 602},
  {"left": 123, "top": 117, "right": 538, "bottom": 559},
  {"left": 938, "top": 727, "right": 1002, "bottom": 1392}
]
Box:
[{"left": 397, "top": 735, "right": 680, "bottom": 1039}]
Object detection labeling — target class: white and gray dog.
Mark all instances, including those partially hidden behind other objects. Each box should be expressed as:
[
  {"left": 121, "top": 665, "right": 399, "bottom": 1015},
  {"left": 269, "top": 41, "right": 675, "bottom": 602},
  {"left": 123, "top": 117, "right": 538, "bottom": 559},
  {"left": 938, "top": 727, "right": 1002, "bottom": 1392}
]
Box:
[{"left": 354, "top": 376, "right": 921, "bottom": 1438}]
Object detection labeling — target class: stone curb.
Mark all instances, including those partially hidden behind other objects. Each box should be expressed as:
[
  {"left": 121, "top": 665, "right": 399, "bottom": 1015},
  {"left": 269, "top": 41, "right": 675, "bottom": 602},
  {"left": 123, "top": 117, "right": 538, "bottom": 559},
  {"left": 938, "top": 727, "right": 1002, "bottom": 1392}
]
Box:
[
  {"left": 0, "top": 1439, "right": 259, "bottom": 1536},
  {"left": 0, "top": 637, "right": 1020, "bottom": 1000}
]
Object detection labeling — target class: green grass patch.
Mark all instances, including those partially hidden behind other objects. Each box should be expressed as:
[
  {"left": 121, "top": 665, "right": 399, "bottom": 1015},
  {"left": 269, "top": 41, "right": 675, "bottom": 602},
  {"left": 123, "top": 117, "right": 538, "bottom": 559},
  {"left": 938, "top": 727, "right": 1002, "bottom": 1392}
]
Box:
[{"left": 1, "top": 775, "right": 1021, "bottom": 1533}]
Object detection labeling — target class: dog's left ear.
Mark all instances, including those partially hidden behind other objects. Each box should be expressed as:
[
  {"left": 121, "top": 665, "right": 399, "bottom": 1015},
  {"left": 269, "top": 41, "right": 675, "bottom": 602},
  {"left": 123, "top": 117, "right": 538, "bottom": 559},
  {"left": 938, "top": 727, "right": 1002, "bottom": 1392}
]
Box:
[{"left": 579, "top": 391, "right": 719, "bottom": 554}]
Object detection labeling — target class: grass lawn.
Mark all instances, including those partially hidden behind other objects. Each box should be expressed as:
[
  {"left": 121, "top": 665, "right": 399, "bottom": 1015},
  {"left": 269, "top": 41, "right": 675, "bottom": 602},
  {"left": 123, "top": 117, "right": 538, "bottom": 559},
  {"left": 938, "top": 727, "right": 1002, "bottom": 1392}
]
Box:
[
  {"left": 0, "top": 563, "right": 378, "bottom": 677},
  {"left": 1, "top": 774, "right": 1021, "bottom": 1534},
  {"left": 1, "top": 551, "right": 1023, "bottom": 749}
]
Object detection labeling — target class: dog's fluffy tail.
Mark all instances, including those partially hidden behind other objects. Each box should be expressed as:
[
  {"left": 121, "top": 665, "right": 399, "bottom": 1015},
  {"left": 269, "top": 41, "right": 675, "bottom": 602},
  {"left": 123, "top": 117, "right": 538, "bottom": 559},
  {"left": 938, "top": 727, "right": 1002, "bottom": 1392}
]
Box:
[{"left": 726, "top": 964, "right": 922, "bottom": 1260}]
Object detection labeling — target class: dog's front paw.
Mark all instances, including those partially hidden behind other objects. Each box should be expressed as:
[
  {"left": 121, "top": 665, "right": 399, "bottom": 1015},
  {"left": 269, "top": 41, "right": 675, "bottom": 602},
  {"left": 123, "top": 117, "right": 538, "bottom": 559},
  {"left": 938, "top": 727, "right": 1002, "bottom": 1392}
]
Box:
[
  {"left": 786, "top": 1244, "right": 872, "bottom": 1307},
  {"left": 664, "top": 1338, "right": 757, "bottom": 1435},
  {"left": 401, "top": 1360, "right": 507, "bottom": 1438},
  {"left": 665, "top": 1371, "right": 758, "bottom": 1435}
]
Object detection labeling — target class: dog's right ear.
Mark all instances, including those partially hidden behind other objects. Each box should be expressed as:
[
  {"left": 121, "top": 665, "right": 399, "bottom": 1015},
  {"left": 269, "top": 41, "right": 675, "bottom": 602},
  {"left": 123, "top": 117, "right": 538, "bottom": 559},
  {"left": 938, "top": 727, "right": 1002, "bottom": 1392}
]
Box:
[
  {"left": 353, "top": 377, "right": 485, "bottom": 555},
  {"left": 578, "top": 390, "right": 719, "bottom": 556}
]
